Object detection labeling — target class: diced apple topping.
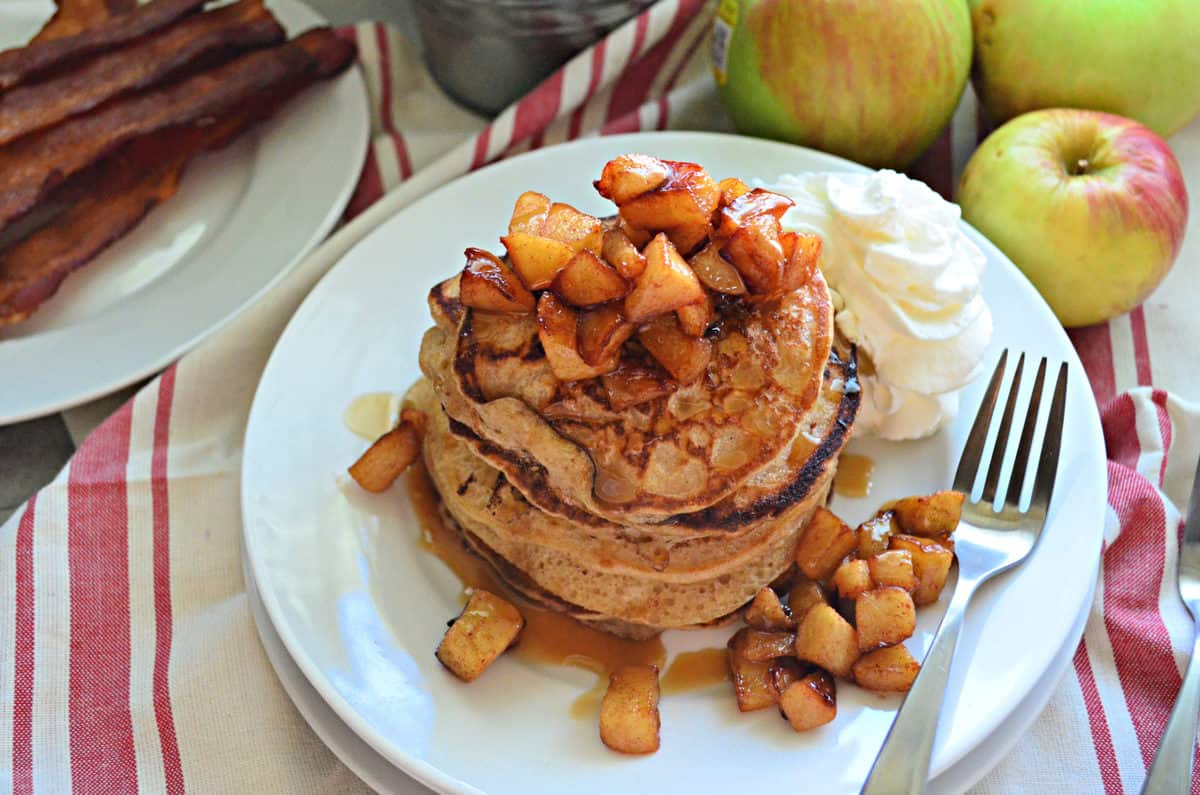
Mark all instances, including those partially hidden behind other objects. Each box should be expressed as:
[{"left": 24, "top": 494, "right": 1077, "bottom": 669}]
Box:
[
  {"left": 602, "top": 228, "right": 648, "bottom": 280},
  {"left": 689, "top": 243, "right": 747, "bottom": 295},
  {"left": 638, "top": 314, "right": 712, "bottom": 384},
  {"left": 619, "top": 218, "right": 653, "bottom": 248},
  {"left": 551, "top": 250, "right": 630, "bottom": 307},
  {"left": 594, "top": 154, "right": 672, "bottom": 205},
  {"left": 723, "top": 213, "right": 786, "bottom": 295},
  {"left": 459, "top": 247, "right": 536, "bottom": 313},
  {"left": 508, "top": 190, "right": 552, "bottom": 234},
  {"left": 717, "top": 177, "right": 751, "bottom": 206},
  {"left": 577, "top": 304, "right": 636, "bottom": 366},
  {"left": 462, "top": 155, "right": 823, "bottom": 386},
  {"left": 625, "top": 233, "right": 706, "bottom": 324},
  {"left": 537, "top": 293, "right": 620, "bottom": 381},
  {"left": 780, "top": 232, "right": 821, "bottom": 294},
  {"left": 617, "top": 160, "right": 720, "bottom": 233},
  {"left": 665, "top": 221, "right": 712, "bottom": 256},
  {"left": 501, "top": 231, "right": 576, "bottom": 290},
  {"left": 716, "top": 188, "right": 794, "bottom": 239},
  {"left": 543, "top": 202, "right": 603, "bottom": 253},
  {"left": 676, "top": 293, "right": 714, "bottom": 337}
]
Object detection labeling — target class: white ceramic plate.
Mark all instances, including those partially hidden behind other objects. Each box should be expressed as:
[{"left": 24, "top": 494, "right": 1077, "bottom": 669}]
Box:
[
  {"left": 0, "top": 0, "right": 369, "bottom": 423},
  {"left": 243, "top": 540, "right": 1096, "bottom": 795},
  {"left": 242, "top": 132, "right": 1107, "bottom": 794}
]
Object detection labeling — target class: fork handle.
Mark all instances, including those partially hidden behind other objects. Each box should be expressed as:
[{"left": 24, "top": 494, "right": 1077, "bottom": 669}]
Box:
[
  {"left": 861, "top": 576, "right": 979, "bottom": 795},
  {"left": 1141, "top": 629, "right": 1200, "bottom": 795}
]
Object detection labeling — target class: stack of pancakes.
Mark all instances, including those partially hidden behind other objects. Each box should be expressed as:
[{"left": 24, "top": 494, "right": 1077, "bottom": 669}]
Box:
[{"left": 415, "top": 260, "right": 859, "bottom": 639}]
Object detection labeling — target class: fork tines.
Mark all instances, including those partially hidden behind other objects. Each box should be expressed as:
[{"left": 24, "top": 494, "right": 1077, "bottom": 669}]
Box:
[{"left": 953, "top": 350, "right": 1068, "bottom": 515}]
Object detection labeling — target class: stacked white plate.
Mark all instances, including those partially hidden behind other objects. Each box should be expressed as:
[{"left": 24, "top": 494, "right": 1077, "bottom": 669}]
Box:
[{"left": 241, "top": 133, "right": 1108, "bottom": 794}]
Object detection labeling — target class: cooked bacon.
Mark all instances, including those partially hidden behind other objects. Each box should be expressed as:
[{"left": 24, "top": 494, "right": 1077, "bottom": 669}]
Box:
[
  {"left": 0, "top": 0, "right": 207, "bottom": 90},
  {"left": 0, "top": 1, "right": 285, "bottom": 147},
  {"left": 0, "top": 44, "right": 353, "bottom": 326},
  {"left": 31, "top": 0, "right": 137, "bottom": 44},
  {"left": 0, "top": 28, "right": 356, "bottom": 236}
]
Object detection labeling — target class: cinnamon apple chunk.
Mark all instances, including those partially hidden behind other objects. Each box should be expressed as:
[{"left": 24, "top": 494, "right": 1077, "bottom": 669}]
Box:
[
  {"left": 767, "top": 657, "right": 807, "bottom": 700},
  {"left": 436, "top": 590, "right": 524, "bottom": 682},
  {"left": 542, "top": 202, "right": 603, "bottom": 253},
  {"left": 618, "top": 218, "right": 653, "bottom": 248},
  {"left": 551, "top": 250, "right": 629, "bottom": 307},
  {"left": 601, "top": 228, "right": 648, "bottom": 280},
  {"left": 599, "top": 664, "right": 661, "bottom": 755},
  {"left": 722, "top": 213, "right": 786, "bottom": 295},
  {"left": 594, "top": 154, "right": 672, "bottom": 205},
  {"left": 508, "top": 190, "right": 552, "bottom": 234},
  {"left": 868, "top": 550, "right": 917, "bottom": 592},
  {"left": 779, "top": 232, "right": 822, "bottom": 293},
  {"left": 577, "top": 304, "right": 636, "bottom": 366},
  {"left": 459, "top": 248, "right": 536, "bottom": 313},
  {"left": 892, "top": 490, "right": 965, "bottom": 537},
  {"left": 736, "top": 629, "right": 798, "bottom": 663},
  {"left": 888, "top": 534, "right": 954, "bottom": 606},
  {"left": 856, "top": 587, "right": 916, "bottom": 652},
  {"left": 501, "top": 232, "right": 575, "bottom": 290},
  {"left": 857, "top": 511, "right": 901, "bottom": 558},
  {"left": 715, "top": 187, "right": 794, "bottom": 239},
  {"left": 744, "top": 586, "right": 795, "bottom": 631},
  {"left": 728, "top": 629, "right": 777, "bottom": 712},
  {"left": 717, "top": 176, "right": 752, "bottom": 206},
  {"left": 788, "top": 577, "right": 828, "bottom": 622},
  {"left": 852, "top": 645, "right": 920, "bottom": 692},
  {"left": 624, "top": 233, "right": 706, "bottom": 323},
  {"left": 778, "top": 671, "right": 837, "bottom": 732},
  {"left": 795, "top": 507, "right": 858, "bottom": 582},
  {"left": 637, "top": 314, "right": 712, "bottom": 384},
  {"left": 832, "top": 559, "right": 872, "bottom": 600},
  {"left": 617, "top": 160, "right": 719, "bottom": 232},
  {"left": 537, "top": 293, "right": 620, "bottom": 381},
  {"left": 689, "top": 243, "right": 747, "bottom": 295},
  {"left": 664, "top": 222, "right": 712, "bottom": 256},
  {"left": 794, "top": 603, "right": 859, "bottom": 679},
  {"left": 676, "top": 293, "right": 714, "bottom": 337},
  {"left": 347, "top": 417, "right": 422, "bottom": 493}
]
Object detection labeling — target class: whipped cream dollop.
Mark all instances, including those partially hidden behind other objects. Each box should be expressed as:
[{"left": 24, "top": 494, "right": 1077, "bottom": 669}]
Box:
[{"left": 764, "top": 170, "right": 993, "bottom": 440}]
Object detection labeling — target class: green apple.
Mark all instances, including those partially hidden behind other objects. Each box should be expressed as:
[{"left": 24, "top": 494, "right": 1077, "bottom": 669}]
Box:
[
  {"left": 958, "top": 109, "right": 1189, "bottom": 328},
  {"left": 715, "top": 0, "right": 972, "bottom": 169},
  {"left": 970, "top": 0, "right": 1200, "bottom": 137}
]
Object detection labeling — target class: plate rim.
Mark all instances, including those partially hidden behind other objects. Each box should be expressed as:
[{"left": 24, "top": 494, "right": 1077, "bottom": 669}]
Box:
[
  {"left": 0, "top": 0, "right": 370, "bottom": 424},
  {"left": 241, "top": 130, "right": 1107, "bottom": 794}
]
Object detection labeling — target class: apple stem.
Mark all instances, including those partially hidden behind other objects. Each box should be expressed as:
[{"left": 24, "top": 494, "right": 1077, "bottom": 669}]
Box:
[{"left": 1071, "top": 158, "right": 1090, "bottom": 176}]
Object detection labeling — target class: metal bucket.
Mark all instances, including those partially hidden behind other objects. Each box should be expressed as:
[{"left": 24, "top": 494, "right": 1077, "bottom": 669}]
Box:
[{"left": 413, "top": 0, "right": 655, "bottom": 115}]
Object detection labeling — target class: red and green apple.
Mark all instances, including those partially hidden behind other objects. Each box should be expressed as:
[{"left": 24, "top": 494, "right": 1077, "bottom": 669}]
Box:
[
  {"left": 715, "top": 0, "right": 972, "bottom": 169},
  {"left": 958, "top": 109, "right": 1188, "bottom": 328},
  {"left": 969, "top": 0, "right": 1200, "bottom": 138}
]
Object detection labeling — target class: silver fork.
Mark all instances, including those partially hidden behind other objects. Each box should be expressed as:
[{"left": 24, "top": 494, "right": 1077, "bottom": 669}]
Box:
[
  {"left": 1139, "top": 454, "right": 1200, "bottom": 795},
  {"left": 861, "top": 350, "right": 1069, "bottom": 795}
]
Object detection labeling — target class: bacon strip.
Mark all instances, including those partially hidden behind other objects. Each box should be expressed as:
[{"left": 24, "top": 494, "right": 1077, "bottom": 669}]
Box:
[
  {"left": 0, "top": 1, "right": 285, "bottom": 147},
  {"left": 32, "top": 0, "right": 137, "bottom": 44},
  {"left": 0, "top": 0, "right": 207, "bottom": 90},
  {"left": 0, "top": 28, "right": 355, "bottom": 236},
  {"left": 0, "top": 33, "right": 356, "bottom": 325}
]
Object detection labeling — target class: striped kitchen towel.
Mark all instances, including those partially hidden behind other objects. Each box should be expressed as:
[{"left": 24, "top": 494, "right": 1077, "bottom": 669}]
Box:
[{"left": 3, "top": 0, "right": 1199, "bottom": 791}]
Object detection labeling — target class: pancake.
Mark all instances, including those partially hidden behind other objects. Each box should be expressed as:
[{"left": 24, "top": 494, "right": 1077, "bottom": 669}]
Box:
[
  {"left": 419, "top": 268, "right": 834, "bottom": 525},
  {"left": 412, "top": 349, "right": 858, "bottom": 632}
]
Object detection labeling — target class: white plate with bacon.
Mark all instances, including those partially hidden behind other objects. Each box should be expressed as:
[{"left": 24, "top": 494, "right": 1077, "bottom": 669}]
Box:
[
  {"left": 241, "top": 132, "right": 1107, "bottom": 794},
  {"left": 0, "top": 0, "right": 368, "bottom": 423}
]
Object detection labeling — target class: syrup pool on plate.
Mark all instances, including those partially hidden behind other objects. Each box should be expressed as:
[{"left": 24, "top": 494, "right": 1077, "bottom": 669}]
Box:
[{"left": 406, "top": 463, "right": 666, "bottom": 677}]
